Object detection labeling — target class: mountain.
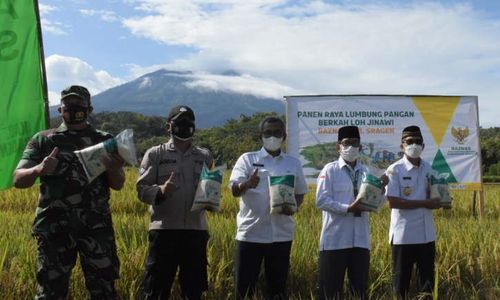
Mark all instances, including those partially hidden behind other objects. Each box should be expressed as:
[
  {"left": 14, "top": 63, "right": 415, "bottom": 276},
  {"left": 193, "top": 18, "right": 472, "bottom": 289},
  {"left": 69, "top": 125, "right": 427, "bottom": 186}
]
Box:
[{"left": 50, "top": 69, "right": 285, "bottom": 128}]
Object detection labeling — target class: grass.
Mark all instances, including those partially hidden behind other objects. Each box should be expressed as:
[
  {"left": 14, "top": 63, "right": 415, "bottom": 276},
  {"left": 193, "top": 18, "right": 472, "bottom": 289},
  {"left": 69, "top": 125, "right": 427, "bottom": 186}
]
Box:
[{"left": 0, "top": 169, "right": 499, "bottom": 299}]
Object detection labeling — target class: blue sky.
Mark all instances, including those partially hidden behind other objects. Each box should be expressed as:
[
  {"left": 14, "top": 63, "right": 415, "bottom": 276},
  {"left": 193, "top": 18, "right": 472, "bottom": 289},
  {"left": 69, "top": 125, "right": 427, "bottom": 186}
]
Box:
[{"left": 39, "top": 0, "right": 500, "bottom": 127}]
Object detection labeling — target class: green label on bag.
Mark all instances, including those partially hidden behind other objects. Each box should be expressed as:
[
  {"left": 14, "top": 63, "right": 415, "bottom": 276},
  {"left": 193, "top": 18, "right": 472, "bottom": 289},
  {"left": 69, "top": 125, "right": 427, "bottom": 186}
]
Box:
[
  {"left": 201, "top": 165, "right": 223, "bottom": 183},
  {"left": 431, "top": 175, "right": 447, "bottom": 185},
  {"left": 103, "top": 138, "right": 118, "bottom": 153},
  {"left": 269, "top": 175, "right": 295, "bottom": 187},
  {"left": 362, "top": 173, "right": 382, "bottom": 188}
]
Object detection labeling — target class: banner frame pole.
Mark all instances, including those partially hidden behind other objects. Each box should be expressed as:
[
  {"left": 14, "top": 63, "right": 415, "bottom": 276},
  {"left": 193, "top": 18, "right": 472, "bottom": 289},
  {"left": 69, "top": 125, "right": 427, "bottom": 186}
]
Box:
[
  {"left": 33, "top": 0, "right": 50, "bottom": 129},
  {"left": 473, "top": 97, "right": 485, "bottom": 216}
]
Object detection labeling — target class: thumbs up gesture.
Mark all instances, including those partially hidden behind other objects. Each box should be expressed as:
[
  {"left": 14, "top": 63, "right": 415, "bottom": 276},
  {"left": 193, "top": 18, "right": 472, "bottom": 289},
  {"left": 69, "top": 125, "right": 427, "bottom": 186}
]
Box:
[
  {"left": 245, "top": 168, "right": 260, "bottom": 189},
  {"left": 160, "top": 171, "right": 177, "bottom": 199},
  {"left": 37, "top": 147, "right": 59, "bottom": 175}
]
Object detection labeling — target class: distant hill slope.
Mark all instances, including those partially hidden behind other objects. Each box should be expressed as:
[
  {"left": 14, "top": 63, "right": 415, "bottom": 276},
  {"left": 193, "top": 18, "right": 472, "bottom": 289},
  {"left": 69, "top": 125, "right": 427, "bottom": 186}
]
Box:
[{"left": 50, "top": 69, "right": 285, "bottom": 128}]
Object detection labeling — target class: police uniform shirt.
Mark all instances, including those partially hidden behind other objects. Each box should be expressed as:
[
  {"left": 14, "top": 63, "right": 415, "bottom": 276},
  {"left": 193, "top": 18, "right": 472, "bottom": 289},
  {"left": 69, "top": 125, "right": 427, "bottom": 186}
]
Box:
[
  {"left": 385, "top": 156, "right": 436, "bottom": 245},
  {"left": 229, "top": 147, "right": 308, "bottom": 243},
  {"left": 137, "top": 139, "right": 213, "bottom": 230},
  {"left": 316, "top": 157, "right": 371, "bottom": 251}
]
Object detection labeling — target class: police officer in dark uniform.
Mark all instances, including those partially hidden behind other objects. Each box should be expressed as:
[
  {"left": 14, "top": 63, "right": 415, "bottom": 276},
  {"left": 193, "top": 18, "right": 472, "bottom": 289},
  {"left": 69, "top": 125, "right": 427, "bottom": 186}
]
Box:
[
  {"left": 137, "top": 105, "right": 213, "bottom": 300},
  {"left": 13, "top": 85, "right": 125, "bottom": 299}
]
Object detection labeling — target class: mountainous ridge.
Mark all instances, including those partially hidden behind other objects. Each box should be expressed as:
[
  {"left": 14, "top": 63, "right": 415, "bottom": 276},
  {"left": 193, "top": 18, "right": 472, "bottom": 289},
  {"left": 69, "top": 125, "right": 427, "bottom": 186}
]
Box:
[{"left": 49, "top": 69, "right": 285, "bottom": 128}]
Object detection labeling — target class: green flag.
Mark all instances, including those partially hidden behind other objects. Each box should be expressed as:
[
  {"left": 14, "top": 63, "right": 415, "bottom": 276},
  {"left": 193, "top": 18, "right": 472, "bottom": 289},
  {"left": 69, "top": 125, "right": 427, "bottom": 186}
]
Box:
[{"left": 0, "top": 0, "right": 48, "bottom": 190}]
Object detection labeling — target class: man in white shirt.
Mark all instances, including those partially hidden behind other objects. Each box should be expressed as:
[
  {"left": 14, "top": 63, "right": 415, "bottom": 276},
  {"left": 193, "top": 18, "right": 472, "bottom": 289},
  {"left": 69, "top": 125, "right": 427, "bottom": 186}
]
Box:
[
  {"left": 229, "top": 117, "right": 308, "bottom": 299},
  {"left": 385, "top": 125, "right": 442, "bottom": 299},
  {"left": 316, "top": 126, "right": 377, "bottom": 300}
]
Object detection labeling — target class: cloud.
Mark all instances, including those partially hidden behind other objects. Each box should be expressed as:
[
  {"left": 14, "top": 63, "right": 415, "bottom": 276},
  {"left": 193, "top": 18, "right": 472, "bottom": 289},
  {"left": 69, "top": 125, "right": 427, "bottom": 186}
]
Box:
[
  {"left": 80, "top": 9, "right": 119, "bottom": 22},
  {"left": 185, "top": 72, "right": 301, "bottom": 99},
  {"left": 38, "top": 4, "right": 58, "bottom": 15},
  {"left": 122, "top": 0, "right": 500, "bottom": 126},
  {"left": 45, "top": 54, "right": 124, "bottom": 105},
  {"left": 39, "top": 4, "right": 68, "bottom": 35}
]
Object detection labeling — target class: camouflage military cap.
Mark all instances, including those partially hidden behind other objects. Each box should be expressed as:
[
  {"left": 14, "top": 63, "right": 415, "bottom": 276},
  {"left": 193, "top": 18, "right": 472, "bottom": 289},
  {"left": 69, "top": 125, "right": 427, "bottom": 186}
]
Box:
[{"left": 61, "top": 85, "right": 91, "bottom": 103}]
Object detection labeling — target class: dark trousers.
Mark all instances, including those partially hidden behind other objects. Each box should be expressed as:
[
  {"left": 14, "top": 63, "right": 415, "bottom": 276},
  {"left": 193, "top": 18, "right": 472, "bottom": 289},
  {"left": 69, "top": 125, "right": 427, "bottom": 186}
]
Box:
[
  {"left": 235, "top": 240, "right": 292, "bottom": 300},
  {"left": 318, "top": 248, "right": 370, "bottom": 300},
  {"left": 140, "top": 230, "right": 209, "bottom": 300},
  {"left": 35, "top": 227, "right": 120, "bottom": 300},
  {"left": 391, "top": 242, "right": 435, "bottom": 299}
]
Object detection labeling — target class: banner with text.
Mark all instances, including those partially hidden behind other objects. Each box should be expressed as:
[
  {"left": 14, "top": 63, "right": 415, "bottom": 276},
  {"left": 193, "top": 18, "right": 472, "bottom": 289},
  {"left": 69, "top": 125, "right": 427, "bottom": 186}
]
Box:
[
  {"left": 0, "top": 0, "right": 47, "bottom": 190},
  {"left": 286, "top": 95, "right": 481, "bottom": 190}
]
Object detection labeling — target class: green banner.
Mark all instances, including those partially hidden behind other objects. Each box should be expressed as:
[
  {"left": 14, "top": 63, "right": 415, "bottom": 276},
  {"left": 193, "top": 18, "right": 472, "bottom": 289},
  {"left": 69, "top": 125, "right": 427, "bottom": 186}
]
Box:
[{"left": 0, "top": 0, "right": 47, "bottom": 190}]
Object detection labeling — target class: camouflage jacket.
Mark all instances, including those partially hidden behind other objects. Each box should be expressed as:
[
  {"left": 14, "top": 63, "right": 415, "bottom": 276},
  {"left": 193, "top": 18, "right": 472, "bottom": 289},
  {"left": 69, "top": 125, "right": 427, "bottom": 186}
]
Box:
[{"left": 17, "top": 123, "right": 115, "bottom": 234}]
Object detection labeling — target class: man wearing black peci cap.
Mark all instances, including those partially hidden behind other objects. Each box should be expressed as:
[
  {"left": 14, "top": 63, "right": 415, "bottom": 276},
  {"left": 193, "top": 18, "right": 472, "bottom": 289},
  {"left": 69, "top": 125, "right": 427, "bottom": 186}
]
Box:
[
  {"left": 385, "top": 125, "right": 443, "bottom": 299},
  {"left": 136, "top": 105, "right": 213, "bottom": 299},
  {"left": 315, "top": 126, "right": 376, "bottom": 299}
]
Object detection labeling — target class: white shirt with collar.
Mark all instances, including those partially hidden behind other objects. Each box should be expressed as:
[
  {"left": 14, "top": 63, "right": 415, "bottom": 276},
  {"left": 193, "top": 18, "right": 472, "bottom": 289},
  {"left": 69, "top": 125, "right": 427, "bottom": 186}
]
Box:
[
  {"left": 316, "top": 157, "right": 371, "bottom": 251},
  {"left": 229, "top": 147, "right": 308, "bottom": 243},
  {"left": 385, "top": 156, "right": 436, "bottom": 245}
]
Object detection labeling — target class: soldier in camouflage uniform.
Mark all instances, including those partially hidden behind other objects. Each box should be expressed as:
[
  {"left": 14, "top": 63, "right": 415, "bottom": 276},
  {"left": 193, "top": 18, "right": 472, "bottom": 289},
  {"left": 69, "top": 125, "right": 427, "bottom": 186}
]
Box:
[{"left": 13, "top": 85, "right": 125, "bottom": 300}]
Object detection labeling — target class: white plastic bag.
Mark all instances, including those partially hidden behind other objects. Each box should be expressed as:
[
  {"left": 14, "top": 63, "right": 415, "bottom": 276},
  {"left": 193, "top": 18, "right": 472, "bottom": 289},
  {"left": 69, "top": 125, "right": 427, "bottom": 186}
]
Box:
[
  {"left": 75, "top": 129, "right": 137, "bottom": 182},
  {"left": 191, "top": 165, "right": 223, "bottom": 212},
  {"left": 355, "top": 172, "right": 385, "bottom": 212},
  {"left": 430, "top": 174, "right": 452, "bottom": 208},
  {"left": 269, "top": 175, "right": 297, "bottom": 214}
]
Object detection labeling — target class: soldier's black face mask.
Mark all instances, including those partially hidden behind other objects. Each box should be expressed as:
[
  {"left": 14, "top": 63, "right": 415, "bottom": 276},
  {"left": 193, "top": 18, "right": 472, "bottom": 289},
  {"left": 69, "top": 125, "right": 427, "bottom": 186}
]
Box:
[
  {"left": 62, "top": 104, "right": 89, "bottom": 124},
  {"left": 171, "top": 119, "right": 195, "bottom": 141}
]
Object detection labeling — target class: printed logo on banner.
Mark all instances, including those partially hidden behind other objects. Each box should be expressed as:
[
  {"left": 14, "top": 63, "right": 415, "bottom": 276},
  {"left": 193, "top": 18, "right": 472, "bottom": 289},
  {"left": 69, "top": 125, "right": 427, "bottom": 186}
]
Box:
[
  {"left": 431, "top": 150, "right": 458, "bottom": 183},
  {"left": 451, "top": 126, "right": 469, "bottom": 144}
]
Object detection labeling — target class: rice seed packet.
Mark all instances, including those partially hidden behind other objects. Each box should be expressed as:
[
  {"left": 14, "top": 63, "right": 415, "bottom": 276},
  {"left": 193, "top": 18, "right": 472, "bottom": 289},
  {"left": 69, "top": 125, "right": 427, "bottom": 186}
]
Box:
[
  {"left": 269, "top": 175, "right": 297, "bottom": 214},
  {"left": 75, "top": 129, "right": 137, "bottom": 182},
  {"left": 430, "top": 175, "right": 452, "bottom": 208},
  {"left": 356, "top": 172, "right": 385, "bottom": 212},
  {"left": 191, "top": 165, "right": 223, "bottom": 212}
]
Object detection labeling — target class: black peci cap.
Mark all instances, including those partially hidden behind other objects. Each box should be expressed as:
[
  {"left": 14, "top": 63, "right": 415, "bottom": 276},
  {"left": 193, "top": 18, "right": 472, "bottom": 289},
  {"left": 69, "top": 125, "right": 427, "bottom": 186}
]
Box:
[
  {"left": 402, "top": 125, "right": 423, "bottom": 140},
  {"left": 338, "top": 126, "right": 360, "bottom": 141}
]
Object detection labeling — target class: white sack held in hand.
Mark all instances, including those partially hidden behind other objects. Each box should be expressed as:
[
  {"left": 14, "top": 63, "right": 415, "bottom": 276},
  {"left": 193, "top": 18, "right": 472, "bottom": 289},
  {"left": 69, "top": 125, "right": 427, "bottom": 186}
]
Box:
[
  {"left": 430, "top": 174, "right": 452, "bottom": 208},
  {"left": 74, "top": 129, "right": 138, "bottom": 182},
  {"left": 269, "top": 175, "right": 297, "bottom": 214},
  {"left": 191, "top": 165, "right": 223, "bottom": 212},
  {"left": 356, "top": 172, "right": 385, "bottom": 212}
]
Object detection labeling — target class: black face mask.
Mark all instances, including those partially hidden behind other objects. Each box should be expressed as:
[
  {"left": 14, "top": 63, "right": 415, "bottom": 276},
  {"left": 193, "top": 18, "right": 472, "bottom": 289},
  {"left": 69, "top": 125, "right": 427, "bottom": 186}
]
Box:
[
  {"left": 171, "top": 119, "right": 195, "bottom": 141},
  {"left": 62, "top": 105, "right": 88, "bottom": 124}
]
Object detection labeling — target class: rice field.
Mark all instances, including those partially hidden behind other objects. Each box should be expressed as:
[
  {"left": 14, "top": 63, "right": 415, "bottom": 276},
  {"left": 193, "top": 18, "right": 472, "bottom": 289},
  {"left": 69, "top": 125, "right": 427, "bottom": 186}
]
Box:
[{"left": 0, "top": 169, "right": 499, "bottom": 299}]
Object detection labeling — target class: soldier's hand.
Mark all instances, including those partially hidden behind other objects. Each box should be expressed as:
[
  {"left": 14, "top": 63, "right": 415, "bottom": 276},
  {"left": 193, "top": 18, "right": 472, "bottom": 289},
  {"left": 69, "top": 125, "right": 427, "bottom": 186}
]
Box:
[
  {"left": 37, "top": 147, "right": 59, "bottom": 175},
  {"left": 102, "top": 153, "right": 125, "bottom": 172},
  {"left": 160, "top": 171, "right": 177, "bottom": 198},
  {"left": 245, "top": 168, "right": 260, "bottom": 189}
]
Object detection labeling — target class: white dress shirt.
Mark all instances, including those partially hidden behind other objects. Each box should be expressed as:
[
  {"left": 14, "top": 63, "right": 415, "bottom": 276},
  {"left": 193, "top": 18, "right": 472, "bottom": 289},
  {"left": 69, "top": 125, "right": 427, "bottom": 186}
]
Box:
[
  {"left": 316, "top": 157, "right": 371, "bottom": 251},
  {"left": 385, "top": 156, "right": 436, "bottom": 245},
  {"left": 229, "top": 147, "right": 308, "bottom": 243}
]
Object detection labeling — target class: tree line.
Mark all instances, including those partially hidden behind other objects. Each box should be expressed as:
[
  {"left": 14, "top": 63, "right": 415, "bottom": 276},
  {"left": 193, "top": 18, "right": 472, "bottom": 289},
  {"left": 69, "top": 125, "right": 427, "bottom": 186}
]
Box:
[{"left": 50, "top": 111, "right": 499, "bottom": 176}]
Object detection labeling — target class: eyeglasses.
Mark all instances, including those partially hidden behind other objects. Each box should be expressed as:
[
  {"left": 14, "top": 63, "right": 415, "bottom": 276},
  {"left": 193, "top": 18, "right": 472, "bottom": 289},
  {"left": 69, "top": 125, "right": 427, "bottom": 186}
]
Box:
[
  {"left": 262, "top": 129, "right": 284, "bottom": 138},
  {"left": 403, "top": 138, "right": 423, "bottom": 145},
  {"left": 339, "top": 138, "right": 360, "bottom": 147}
]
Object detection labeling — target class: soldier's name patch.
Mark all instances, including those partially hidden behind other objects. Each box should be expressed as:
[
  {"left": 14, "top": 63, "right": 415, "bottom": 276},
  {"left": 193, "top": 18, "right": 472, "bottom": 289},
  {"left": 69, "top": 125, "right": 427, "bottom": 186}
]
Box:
[
  {"left": 252, "top": 163, "right": 264, "bottom": 167},
  {"left": 403, "top": 176, "right": 412, "bottom": 180}
]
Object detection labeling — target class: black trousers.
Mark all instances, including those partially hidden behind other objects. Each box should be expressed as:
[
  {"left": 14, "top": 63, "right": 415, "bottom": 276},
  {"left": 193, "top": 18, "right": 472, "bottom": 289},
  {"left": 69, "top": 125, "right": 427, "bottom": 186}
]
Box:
[
  {"left": 318, "top": 248, "right": 370, "bottom": 300},
  {"left": 391, "top": 242, "right": 435, "bottom": 299},
  {"left": 235, "top": 240, "right": 292, "bottom": 300},
  {"left": 140, "top": 230, "right": 209, "bottom": 300}
]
